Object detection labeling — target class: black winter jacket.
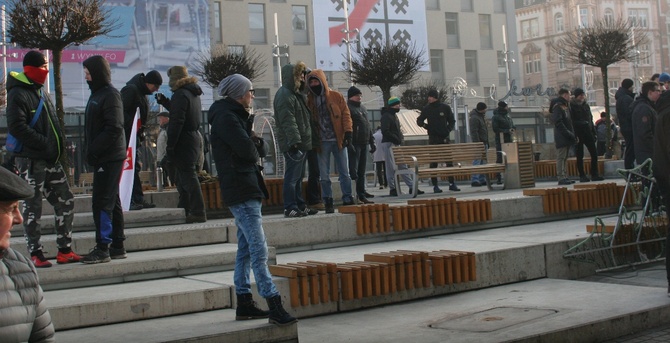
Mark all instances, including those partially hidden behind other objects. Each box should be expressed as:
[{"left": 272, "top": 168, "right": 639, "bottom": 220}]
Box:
[
  {"left": 121, "top": 73, "right": 152, "bottom": 144},
  {"left": 417, "top": 101, "right": 455, "bottom": 138},
  {"left": 492, "top": 107, "right": 515, "bottom": 144},
  {"left": 381, "top": 107, "right": 403, "bottom": 145},
  {"left": 166, "top": 78, "right": 203, "bottom": 167},
  {"left": 348, "top": 99, "right": 374, "bottom": 146},
  {"left": 615, "top": 87, "right": 635, "bottom": 134},
  {"left": 631, "top": 94, "right": 657, "bottom": 165},
  {"left": 6, "top": 72, "right": 65, "bottom": 163},
  {"left": 551, "top": 97, "right": 577, "bottom": 149},
  {"left": 83, "top": 56, "right": 126, "bottom": 166},
  {"left": 569, "top": 99, "right": 595, "bottom": 144},
  {"left": 208, "top": 97, "right": 269, "bottom": 206}
]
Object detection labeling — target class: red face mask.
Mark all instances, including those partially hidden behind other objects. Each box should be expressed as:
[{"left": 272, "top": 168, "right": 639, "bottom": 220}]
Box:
[{"left": 24, "top": 66, "right": 49, "bottom": 85}]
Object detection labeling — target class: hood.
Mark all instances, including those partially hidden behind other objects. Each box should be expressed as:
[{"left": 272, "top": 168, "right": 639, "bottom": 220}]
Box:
[
  {"left": 126, "top": 73, "right": 152, "bottom": 95},
  {"left": 469, "top": 109, "right": 484, "bottom": 117},
  {"left": 281, "top": 61, "right": 309, "bottom": 93},
  {"left": 615, "top": 87, "right": 634, "bottom": 100},
  {"left": 83, "top": 55, "right": 112, "bottom": 92},
  {"left": 181, "top": 81, "right": 203, "bottom": 97},
  {"left": 306, "top": 69, "right": 330, "bottom": 97},
  {"left": 550, "top": 97, "right": 568, "bottom": 112},
  {"left": 6, "top": 71, "right": 40, "bottom": 93}
]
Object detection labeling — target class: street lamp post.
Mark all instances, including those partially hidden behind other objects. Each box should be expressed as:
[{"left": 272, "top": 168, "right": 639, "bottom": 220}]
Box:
[
  {"left": 341, "top": 0, "right": 359, "bottom": 86},
  {"left": 272, "top": 13, "right": 289, "bottom": 87},
  {"left": 502, "top": 25, "right": 515, "bottom": 95}
]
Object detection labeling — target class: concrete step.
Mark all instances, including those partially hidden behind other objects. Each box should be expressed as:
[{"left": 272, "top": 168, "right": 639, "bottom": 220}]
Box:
[
  {"left": 37, "top": 244, "right": 276, "bottom": 291},
  {"left": 53, "top": 308, "right": 298, "bottom": 343}
]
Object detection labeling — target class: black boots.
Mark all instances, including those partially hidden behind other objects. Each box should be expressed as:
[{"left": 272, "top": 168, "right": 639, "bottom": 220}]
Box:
[
  {"left": 236, "top": 293, "right": 269, "bottom": 320},
  {"left": 325, "top": 197, "right": 334, "bottom": 214},
  {"left": 266, "top": 295, "right": 297, "bottom": 326}
]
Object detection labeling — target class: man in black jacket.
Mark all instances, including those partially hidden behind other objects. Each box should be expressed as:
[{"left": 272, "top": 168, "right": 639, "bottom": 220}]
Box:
[
  {"left": 631, "top": 81, "right": 661, "bottom": 168},
  {"left": 615, "top": 79, "right": 636, "bottom": 169},
  {"left": 81, "top": 55, "right": 127, "bottom": 264},
  {"left": 6, "top": 50, "right": 79, "bottom": 268},
  {"left": 121, "top": 70, "right": 162, "bottom": 210},
  {"left": 156, "top": 66, "right": 206, "bottom": 223},
  {"left": 347, "top": 86, "right": 376, "bottom": 204},
  {"left": 552, "top": 88, "right": 577, "bottom": 185},
  {"left": 569, "top": 88, "right": 604, "bottom": 182},
  {"left": 381, "top": 97, "right": 413, "bottom": 196},
  {"left": 417, "top": 89, "right": 459, "bottom": 193}
]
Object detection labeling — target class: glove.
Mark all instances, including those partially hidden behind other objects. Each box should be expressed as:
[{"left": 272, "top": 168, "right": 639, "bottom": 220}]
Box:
[
  {"left": 343, "top": 132, "right": 353, "bottom": 147},
  {"left": 369, "top": 144, "right": 376, "bottom": 154},
  {"left": 155, "top": 93, "right": 168, "bottom": 106}
]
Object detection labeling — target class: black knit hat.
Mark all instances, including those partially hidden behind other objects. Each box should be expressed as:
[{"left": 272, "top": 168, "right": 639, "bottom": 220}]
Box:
[
  {"left": 476, "top": 102, "right": 487, "bottom": 111},
  {"left": 427, "top": 89, "right": 439, "bottom": 98},
  {"left": 573, "top": 88, "right": 585, "bottom": 97},
  {"left": 497, "top": 101, "right": 507, "bottom": 108},
  {"left": 347, "top": 86, "right": 362, "bottom": 99},
  {"left": 23, "top": 50, "right": 46, "bottom": 67},
  {"left": 145, "top": 70, "right": 163, "bottom": 86},
  {"left": 622, "top": 79, "right": 634, "bottom": 89}
]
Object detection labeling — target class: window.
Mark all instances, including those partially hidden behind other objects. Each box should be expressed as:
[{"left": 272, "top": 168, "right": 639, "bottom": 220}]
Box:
[
  {"left": 629, "top": 9, "right": 649, "bottom": 28},
  {"left": 248, "top": 3, "right": 266, "bottom": 44},
  {"left": 213, "top": 1, "right": 222, "bottom": 43},
  {"left": 604, "top": 9, "right": 614, "bottom": 26},
  {"left": 639, "top": 44, "right": 650, "bottom": 64},
  {"left": 445, "top": 13, "right": 459, "bottom": 48},
  {"left": 533, "top": 53, "right": 541, "bottom": 73},
  {"left": 461, "top": 0, "right": 473, "bottom": 12},
  {"left": 521, "top": 18, "right": 539, "bottom": 40},
  {"left": 464, "top": 50, "right": 479, "bottom": 85},
  {"left": 554, "top": 13, "right": 563, "bottom": 33},
  {"left": 558, "top": 50, "right": 566, "bottom": 70},
  {"left": 497, "top": 51, "right": 507, "bottom": 86},
  {"left": 479, "top": 14, "right": 492, "bottom": 49},
  {"left": 524, "top": 53, "right": 541, "bottom": 74},
  {"left": 292, "top": 6, "right": 308, "bottom": 44},
  {"left": 608, "top": 80, "right": 619, "bottom": 91},
  {"left": 430, "top": 49, "right": 444, "bottom": 82},
  {"left": 228, "top": 45, "right": 245, "bottom": 55},
  {"left": 426, "top": 0, "right": 439, "bottom": 10},
  {"left": 253, "top": 89, "right": 270, "bottom": 110},
  {"left": 579, "top": 8, "right": 589, "bottom": 27},
  {"left": 493, "top": 0, "right": 505, "bottom": 13}
]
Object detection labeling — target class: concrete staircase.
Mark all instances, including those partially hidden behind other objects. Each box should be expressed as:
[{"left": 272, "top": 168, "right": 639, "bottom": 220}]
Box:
[{"left": 10, "top": 181, "right": 666, "bottom": 342}]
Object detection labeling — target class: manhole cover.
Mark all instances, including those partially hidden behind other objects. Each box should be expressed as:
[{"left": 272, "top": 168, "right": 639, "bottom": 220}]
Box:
[{"left": 430, "top": 307, "right": 558, "bottom": 332}]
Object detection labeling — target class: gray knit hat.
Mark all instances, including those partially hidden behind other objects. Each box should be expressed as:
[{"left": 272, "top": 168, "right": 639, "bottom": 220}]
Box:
[{"left": 217, "top": 74, "right": 252, "bottom": 100}]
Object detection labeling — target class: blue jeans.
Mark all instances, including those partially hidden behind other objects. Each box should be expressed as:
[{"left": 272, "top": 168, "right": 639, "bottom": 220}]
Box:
[
  {"left": 282, "top": 150, "right": 306, "bottom": 210},
  {"left": 318, "top": 140, "right": 353, "bottom": 202},
  {"left": 471, "top": 159, "right": 486, "bottom": 183},
  {"left": 229, "top": 199, "right": 279, "bottom": 298}
]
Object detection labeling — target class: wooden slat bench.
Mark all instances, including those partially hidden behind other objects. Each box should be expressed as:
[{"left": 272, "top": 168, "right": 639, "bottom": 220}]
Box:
[{"left": 391, "top": 142, "right": 507, "bottom": 197}]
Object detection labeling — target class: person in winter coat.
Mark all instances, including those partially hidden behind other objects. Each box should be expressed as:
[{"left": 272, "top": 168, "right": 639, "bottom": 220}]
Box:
[
  {"left": 81, "top": 55, "right": 127, "bottom": 264},
  {"left": 121, "top": 70, "right": 162, "bottom": 210},
  {"left": 306, "top": 69, "right": 354, "bottom": 213},
  {"left": 209, "top": 74, "right": 297, "bottom": 326},
  {"left": 346, "top": 86, "right": 376, "bottom": 204},
  {"left": 595, "top": 112, "right": 618, "bottom": 156},
  {"left": 469, "top": 102, "right": 488, "bottom": 187},
  {"left": 156, "top": 66, "right": 206, "bottom": 224},
  {"left": 492, "top": 101, "right": 515, "bottom": 184},
  {"left": 631, "top": 81, "right": 661, "bottom": 168},
  {"left": 381, "top": 97, "right": 413, "bottom": 196},
  {"left": 372, "top": 127, "right": 387, "bottom": 189},
  {"left": 551, "top": 88, "right": 577, "bottom": 185},
  {"left": 569, "top": 88, "right": 604, "bottom": 182},
  {"left": 273, "top": 62, "right": 315, "bottom": 217},
  {"left": 417, "top": 89, "right": 458, "bottom": 193},
  {"left": 615, "top": 79, "right": 636, "bottom": 169},
  {"left": 651, "top": 82, "right": 670, "bottom": 291},
  {"left": 6, "top": 50, "right": 79, "bottom": 267},
  {"left": 0, "top": 165, "right": 55, "bottom": 342}
]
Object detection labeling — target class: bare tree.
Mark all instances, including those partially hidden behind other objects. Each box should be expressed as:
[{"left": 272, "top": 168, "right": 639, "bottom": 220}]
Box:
[
  {"left": 549, "top": 18, "right": 648, "bottom": 155},
  {"left": 191, "top": 45, "right": 266, "bottom": 88},
  {"left": 348, "top": 42, "right": 427, "bottom": 105},
  {"left": 6, "top": 0, "right": 119, "bottom": 122},
  {"left": 401, "top": 82, "right": 449, "bottom": 110}
]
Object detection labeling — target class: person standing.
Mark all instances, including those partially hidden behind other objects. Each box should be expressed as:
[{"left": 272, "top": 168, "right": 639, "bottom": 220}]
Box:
[
  {"left": 417, "top": 89, "right": 458, "bottom": 193},
  {"left": 121, "top": 70, "right": 163, "bottom": 210},
  {"left": 381, "top": 97, "right": 414, "bottom": 196},
  {"left": 615, "top": 79, "right": 636, "bottom": 169},
  {"left": 209, "top": 74, "right": 297, "bottom": 326},
  {"left": 0, "top": 165, "right": 55, "bottom": 342},
  {"left": 631, "top": 81, "right": 661, "bottom": 168},
  {"left": 468, "top": 102, "right": 488, "bottom": 187},
  {"left": 492, "top": 101, "right": 515, "bottom": 185},
  {"left": 156, "top": 111, "right": 175, "bottom": 186},
  {"left": 346, "top": 86, "right": 376, "bottom": 204},
  {"left": 5, "top": 50, "right": 79, "bottom": 267},
  {"left": 551, "top": 88, "right": 577, "bottom": 185},
  {"left": 273, "top": 62, "right": 314, "bottom": 218},
  {"left": 595, "top": 112, "right": 618, "bottom": 157},
  {"left": 569, "top": 88, "right": 604, "bottom": 182},
  {"left": 651, "top": 82, "right": 670, "bottom": 296},
  {"left": 372, "top": 126, "right": 388, "bottom": 189},
  {"left": 306, "top": 69, "right": 354, "bottom": 213},
  {"left": 156, "top": 66, "right": 207, "bottom": 223},
  {"left": 81, "top": 55, "right": 127, "bottom": 264}
]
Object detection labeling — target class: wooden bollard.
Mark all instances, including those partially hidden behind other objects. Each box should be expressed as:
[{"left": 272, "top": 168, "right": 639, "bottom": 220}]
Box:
[{"left": 268, "top": 265, "right": 301, "bottom": 308}]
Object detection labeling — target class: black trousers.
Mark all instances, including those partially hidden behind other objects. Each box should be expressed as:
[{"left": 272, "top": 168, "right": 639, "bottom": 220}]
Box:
[
  {"left": 92, "top": 160, "right": 125, "bottom": 247},
  {"left": 622, "top": 130, "right": 635, "bottom": 170},
  {"left": 575, "top": 138, "right": 599, "bottom": 177},
  {"left": 375, "top": 161, "right": 387, "bottom": 187},
  {"left": 428, "top": 135, "right": 455, "bottom": 186},
  {"left": 175, "top": 162, "right": 206, "bottom": 216},
  {"left": 348, "top": 144, "right": 369, "bottom": 197}
]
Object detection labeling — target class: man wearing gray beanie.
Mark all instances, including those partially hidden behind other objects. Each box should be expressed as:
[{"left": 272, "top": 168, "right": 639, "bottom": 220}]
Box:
[{"left": 208, "top": 74, "right": 297, "bottom": 326}]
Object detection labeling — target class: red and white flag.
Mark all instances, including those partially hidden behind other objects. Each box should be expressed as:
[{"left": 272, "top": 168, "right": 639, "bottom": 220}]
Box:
[{"left": 119, "top": 110, "right": 139, "bottom": 211}]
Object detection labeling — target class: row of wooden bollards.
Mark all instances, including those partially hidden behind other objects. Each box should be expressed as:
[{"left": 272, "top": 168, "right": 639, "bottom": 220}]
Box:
[
  {"left": 201, "top": 179, "right": 317, "bottom": 210},
  {"left": 533, "top": 158, "right": 605, "bottom": 179},
  {"left": 522, "top": 183, "right": 636, "bottom": 214},
  {"left": 337, "top": 198, "right": 492, "bottom": 235},
  {"left": 268, "top": 250, "right": 476, "bottom": 308}
]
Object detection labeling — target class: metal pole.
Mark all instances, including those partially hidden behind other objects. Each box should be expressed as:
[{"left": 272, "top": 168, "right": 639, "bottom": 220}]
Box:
[
  {"left": 577, "top": 5, "right": 586, "bottom": 92},
  {"left": 502, "top": 25, "right": 511, "bottom": 93},
  {"left": 343, "top": 0, "right": 353, "bottom": 86},
  {"left": 274, "top": 13, "right": 282, "bottom": 87}
]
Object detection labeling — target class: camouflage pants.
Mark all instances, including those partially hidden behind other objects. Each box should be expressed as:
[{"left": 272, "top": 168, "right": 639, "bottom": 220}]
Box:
[{"left": 16, "top": 158, "right": 74, "bottom": 254}]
